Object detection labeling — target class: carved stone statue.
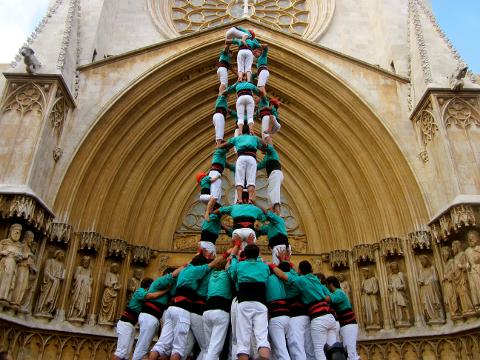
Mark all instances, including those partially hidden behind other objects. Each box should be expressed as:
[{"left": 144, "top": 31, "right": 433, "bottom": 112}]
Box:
[
  {"left": 441, "top": 246, "right": 459, "bottom": 317},
  {"left": 451, "top": 240, "right": 475, "bottom": 315},
  {"left": 360, "top": 268, "right": 381, "bottom": 329},
  {"left": 127, "top": 268, "right": 143, "bottom": 302},
  {"left": 11, "top": 231, "right": 37, "bottom": 308},
  {"left": 417, "top": 255, "right": 445, "bottom": 324},
  {"left": 465, "top": 230, "right": 480, "bottom": 308},
  {"left": 20, "top": 46, "right": 41, "bottom": 74},
  {"left": 68, "top": 256, "right": 93, "bottom": 322},
  {"left": 449, "top": 66, "right": 468, "bottom": 90},
  {"left": 35, "top": 250, "right": 65, "bottom": 317},
  {"left": 338, "top": 273, "right": 352, "bottom": 302},
  {"left": 0, "top": 224, "right": 25, "bottom": 302},
  {"left": 388, "top": 262, "right": 410, "bottom": 327},
  {"left": 98, "top": 262, "right": 121, "bottom": 325}
]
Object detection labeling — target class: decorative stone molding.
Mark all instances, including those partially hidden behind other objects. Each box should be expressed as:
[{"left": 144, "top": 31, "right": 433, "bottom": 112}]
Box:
[
  {"left": 443, "top": 97, "right": 480, "bottom": 129},
  {"left": 77, "top": 231, "right": 102, "bottom": 251},
  {"left": 409, "top": 0, "right": 433, "bottom": 85},
  {"left": 157, "top": 255, "right": 170, "bottom": 274},
  {"left": 53, "top": 147, "right": 63, "bottom": 162},
  {"left": 329, "top": 250, "right": 349, "bottom": 269},
  {"left": 409, "top": 230, "right": 432, "bottom": 251},
  {"left": 0, "top": 194, "right": 53, "bottom": 234},
  {"left": 57, "top": 0, "right": 78, "bottom": 70},
  {"left": 50, "top": 222, "right": 73, "bottom": 244},
  {"left": 430, "top": 204, "right": 479, "bottom": 242},
  {"left": 107, "top": 239, "right": 128, "bottom": 258},
  {"left": 352, "top": 244, "right": 376, "bottom": 263},
  {"left": 132, "top": 246, "right": 153, "bottom": 265},
  {"left": 412, "top": 100, "right": 438, "bottom": 151},
  {"left": 1, "top": 82, "right": 47, "bottom": 116},
  {"left": 380, "top": 237, "right": 404, "bottom": 258},
  {"left": 49, "top": 90, "right": 68, "bottom": 137}
]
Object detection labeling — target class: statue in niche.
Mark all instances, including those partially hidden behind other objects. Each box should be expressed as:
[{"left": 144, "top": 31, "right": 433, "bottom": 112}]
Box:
[
  {"left": 465, "top": 230, "right": 480, "bottom": 308},
  {"left": 35, "top": 250, "right": 65, "bottom": 317},
  {"left": 11, "top": 231, "right": 37, "bottom": 308},
  {"left": 126, "top": 268, "right": 143, "bottom": 302},
  {"left": 417, "top": 255, "right": 445, "bottom": 324},
  {"left": 387, "top": 261, "right": 410, "bottom": 327},
  {"left": 0, "top": 223, "right": 24, "bottom": 302},
  {"left": 451, "top": 240, "right": 475, "bottom": 315},
  {"left": 68, "top": 255, "right": 93, "bottom": 322},
  {"left": 98, "top": 262, "right": 121, "bottom": 325},
  {"left": 441, "top": 246, "right": 459, "bottom": 316},
  {"left": 360, "top": 268, "right": 381, "bottom": 329},
  {"left": 338, "top": 273, "right": 352, "bottom": 302}
]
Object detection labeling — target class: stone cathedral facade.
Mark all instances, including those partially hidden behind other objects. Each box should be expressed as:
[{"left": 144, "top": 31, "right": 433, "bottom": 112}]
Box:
[{"left": 0, "top": 0, "right": 479, "bottom": 358}]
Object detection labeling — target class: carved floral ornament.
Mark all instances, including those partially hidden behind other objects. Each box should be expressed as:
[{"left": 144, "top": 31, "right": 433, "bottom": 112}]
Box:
[
  {"left": 430, "top": 204, "right": 478, "bottom": 242},
  {"left": 2, "top": 82, "right": 48, "bottom": 116},
  {"left": 0, "top": 194, "right": 53, "bottom": 234},
  {"left": 329, "top": 249, "right": 349, "bottom": 269},
  {"left": 442, "top": 97, "right": 480, "bottom": 129}
]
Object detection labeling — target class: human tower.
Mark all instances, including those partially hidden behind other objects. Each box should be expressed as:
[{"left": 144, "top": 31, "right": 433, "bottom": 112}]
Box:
[{"left": 112, "top": 26, "right": 359, "bottom": 360}]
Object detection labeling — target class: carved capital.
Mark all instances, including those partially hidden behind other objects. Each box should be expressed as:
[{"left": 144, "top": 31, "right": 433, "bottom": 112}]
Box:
[
  {"left": 380, "top": 237, "right": 404, "bottom": 258},
  {"left": 132, "top": 246, "right": 153, "bottom": 265},
  {"left": 352, "top": 244, "right": 376, "bottom": 263},
  {"left": 0, "top": 193, "right": 53, "bottom": 234},
  {"left": 77, "top": 231, "right": 102, "bottom": 251},
  {"left": 107, "top": 239, "right": 128, "bottom": 258},
  {"left": 450, "top": 204, "right": 477, "bottom": 230},
  {"left": 49, "top": 222, "right": 73, "bottom": 244},
  {"left": 430, "top": 203, "right": 479, "bottom": 241},
  {"left": 408, "top": 231, "right": 432, "bottom": 251},
  {"left": 329, "top": 250, "right": 350, "bottom": 269}
]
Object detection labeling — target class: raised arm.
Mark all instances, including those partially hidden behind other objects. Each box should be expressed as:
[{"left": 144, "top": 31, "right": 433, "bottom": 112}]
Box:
[
  {"left": 145, "top": 285, "right": 171, "bottom": 300},
  {"left": 272, "top": 266, "right": 289, "bottom": 282}
]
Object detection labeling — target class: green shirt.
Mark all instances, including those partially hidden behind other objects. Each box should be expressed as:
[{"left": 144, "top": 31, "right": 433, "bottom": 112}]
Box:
[
  {"left": 176, "top": 264, "right": 211, "bottom": 292},
  {"left": 197, "top": 271, "right": 212, "bottom": 298},
  {"left": 202, "top": 213, "right": 221, "bottom": 235},
  {"left": 207, "top": 270, "right": 233, "bottom": 300},
  {"left": 329, "top": 288, "right": 352, "bottom": 312},
  {"left": 215, "top": 95, "right": 228, "bottom": 110},
  {"left": 211, "top": 148, "right": 227, "bottom": 168},
  {"left": 272, "top": 106, "right": 279, "bottom": 118},
  {"left": 256, "top": 47, "right": 268, "bottom": 67},
  {"left": 257, "top": 144, "right": 280, "bottom": 170},
  {"left": 257, "top": 96, "right": 270, "bottom": 110},
  {"left": 232, "top": 38, "right": 260, "bottom": 50},
  {"left": 287, "top": 273, "right": 331, "bottom": 305},
  {"left": 218, "top": 49, "right": 231, "bottom": 64},
  {"left": 226, "top": 81, "right": 260, "bottom": 96},
  {"left": 128, "top": 288, "right": 148, "bottom": 312},
  {"left": 147, "top": 273, "right": 176, "bottom": 306},
  {"left": 284, "top": 269, "right": 301, "bottom": 299},
  {"left": 229, "top": 256, "right": 270, "bottom": 284},
  {"left": 219, "top": 204, "right": 265, "bottom": 221},
  {"left": 200, "top": 176, "right": 212, "bottom": 192},
  {"left": 266, "top": 273, "right": 287, "bottom": 302},
  {"left": 260, "top": 211, "right": 287, "bottom": 239},
  {"left": 227, "top": 134, "right": 262, "bottom": 153}
]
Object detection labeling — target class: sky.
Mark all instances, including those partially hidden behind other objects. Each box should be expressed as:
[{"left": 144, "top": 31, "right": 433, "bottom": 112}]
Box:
[{"left": 0, "top": 0, "right": 478, "bottom": 72}]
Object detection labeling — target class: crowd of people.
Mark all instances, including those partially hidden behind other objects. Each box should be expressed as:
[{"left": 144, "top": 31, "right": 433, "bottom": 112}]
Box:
[{"left": 111, "top": 26, "right": 359, "bottom": 360}]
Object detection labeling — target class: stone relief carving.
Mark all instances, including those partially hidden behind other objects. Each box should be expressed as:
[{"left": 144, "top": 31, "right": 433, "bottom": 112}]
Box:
[
  {"left": 329, "top": 250, "right": 349, "bottom": 268},
  {"left": 50, "top": 222, "right": 72, "bottom": 244},
  {"left": 444, "top": 98, "right": 480, "bottom": 129},
  {"left": 57, "top": 0, "right": 78, "bottom": 70},
  {"left": 412, "top": 101, "right": 437, "bottom": 149},
  {"left": 451, "top": 240, "right": 475, "bottom": 316},
  {"left": 465, "top": 230, "right": 480, "bottom": 309},
  {"left": 132, "top": 246, "right": 152, "bottom": 265},
  {"left": 78, "top": 232, "right": 102, "bottom": 251},
  {"left": 338, "top": 273, "right": 352, "bottom": 302},
  {"left": 450, "top": 205, "right": 477, "bottom": 230},
  {"left": 0, "top": 224, "right": 25, "bottom": 303},
  {"left": 98, "top": 263, "right": 121, "bottom": 326},
  {"left": 107, "top": 239, "right": 128, "bottom": 258},
  {"left": 0, "top": 194, "right": 53, "bottom": 234},
  {"left": 68, "top": 255, "right": 93, "bottom": 323},
  {"left": 126, "top": 268, "right": 143, "bottom": 302},
  {"left": 352, "top": 244, "right": 376, "bottom": 263},
  {"left": 439, "top": 213, "right": 453, "bottom": 239},
  {"left": 417, "top": 255, "right": 445, "bottom": 324},
  {"left": 20, "top": 47, "right": 41, "bottom": 74},
  {"left": 49, "top": 91, "right": 67, "bottom": 137},
  {"left": 449, "top": 66, "right": 468, "bottom": 91},
  {"left": 360, "top": 268, "right": 381, "bottom": 329},
  {"left": 2, "top": 82, "right": 48, "bottom": 117},
  {"left": 409, "top": 0, "right": 433, "bottom": 85},
  {"left": 388, "top": 261, "right": 411, "bottom": 327},
  {"left": 35, "top": 250, "right": 66, "bottom": 318},
  {"left": 441, "top": 246, "right": 459, "bottom": 317},
  {"left": 53, "top": 147, "right": 63, "bottom": 162},
  {"left": 409, "top": 231, "right": 432, "bottom": 250},
  {"left": 380, "top": 237, "right": 404, "bottom": 258}
]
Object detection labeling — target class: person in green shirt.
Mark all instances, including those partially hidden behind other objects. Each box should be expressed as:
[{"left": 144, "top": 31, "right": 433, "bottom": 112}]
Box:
[
  {"left": 253, "top": 44, "right": 269, "bottom": 96},
  {"left": 216, "top": 41, "right": 233, "bottom": 94},
  {"left": 325, "top": 276, "right": 359, "bottom": 360},
  {"left": 224, "top": 81, "right": 260, "bottom": 135},
  {"left": 258, "top": 97, "right": 281, "bottom": 144},
  {"left": 213, "top": 94, "right": 228, "bottom": 144},
  {"left": 197, "top": 168, "right": 221, "bottom": 226},
  {"left": 257, "top": 203, "right": 289, "bottom": 265},
  {"left": 257, "top": 143, "right": 284, "bottom": 214}
]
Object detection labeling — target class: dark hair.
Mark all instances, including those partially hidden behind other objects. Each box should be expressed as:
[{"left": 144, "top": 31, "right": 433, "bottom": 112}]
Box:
[
  {"left": 316, "top": 273, "right": 326, "bottom": 284},
  {"left": 191, "top": 254, "right": 208, "bottom": 266},
  {"left": 278, "top": 261, "right": 291, "bottom": 273},
  {"left": 298, "top": 260, "right": 313, "bottom": 275},
  {"left": 325, "top": 276, "right": 340, "bottom": 289},
  {"left": 243, "top": 244, "right": 260, "bottom": 259},
  {"left": 0, "top": 351, "right": 9, "bottom": 360},
  {"left": 163, "top": 267, "right": 176, "bottom": 275},
  {"left": 241, "top": 191, "right": 249, "bottom": 202},
  {"left": 140, "top": 277, "right": 153, "bottom": 289},
  {"left": 213, "top": 202, "right": 221, "bottom": 211}
]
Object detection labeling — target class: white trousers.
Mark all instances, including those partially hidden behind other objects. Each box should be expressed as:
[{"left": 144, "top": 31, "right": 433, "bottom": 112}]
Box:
[
  {"left": 232, "top": 228, "right": 257, "bottom": 250},
  {"left": 226, "top": 27, "right": 247, "bottom": 40},
  {"left": 310, "top": 314, "right": 337, "bottom": 360},
  {"left": 132, "top": 313, "right": 159, "bottom": 360},
  {"left": 152, "top": 306, "right": 190, "bottom": 357},
  {"left": 199, "top": 170, "right": 222, "bottom": 202},
  {"left": 114, "top": 320, "right": 136, "bottom": 359},
  {"left": 235, "top": 155, "right": 256, "bottom": 187},
  {"left": 287, "top": 315, "right": 311, "bottom": 360},
  {"left": 236, "top": 301, "right": 270, "bottom": 356},
  {"left": 268, "top": 169, "right": 284, "bottom": 206},
  {"left": 212, "top": 112, "right": 225, "bottom": 141},
  {"left": 272, "top": 244, "right": 290, "bottom": 265},
  {"left": 257, "top": 69, "right": 270, "bottom": 87},
  {"left": 237, "top": 49, "right": 254, "bottom": 73},
  {"left": 269, "top": 315, "right": 291, "bottom": 360},
  {"left": 339, "top": 324, "right": 359, "bottom": 360},
  {"left": 262, "top": 115, "right": 281, "bottom": 139},
  {"left": 191, "top": 312, "right": 208, "bottom": 360},
  {"left": 236, "top": 95, "right": 255, "bottom": 125},
  {"left": 203, "top": 309, "right": 230, "bottom": 360},
  {"left": 230, "top": 298, "right": 238, "bottom": 360},
  {"left": 182, "top": 329, "right": 195, "bottom": 360},
  {"left": 217, "top": 67, "right": 228, "bottom": 86}
]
